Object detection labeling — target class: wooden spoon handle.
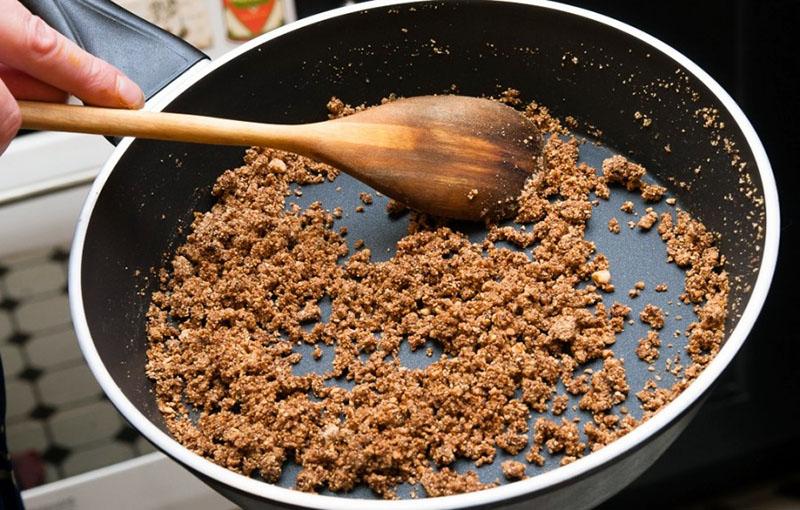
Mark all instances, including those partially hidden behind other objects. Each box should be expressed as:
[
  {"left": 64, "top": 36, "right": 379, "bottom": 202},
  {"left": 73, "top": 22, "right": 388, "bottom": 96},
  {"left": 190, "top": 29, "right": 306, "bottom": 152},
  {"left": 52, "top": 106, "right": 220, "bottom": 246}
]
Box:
[{"left": 17, "top": 101, "right": 308, "bottom": 151}]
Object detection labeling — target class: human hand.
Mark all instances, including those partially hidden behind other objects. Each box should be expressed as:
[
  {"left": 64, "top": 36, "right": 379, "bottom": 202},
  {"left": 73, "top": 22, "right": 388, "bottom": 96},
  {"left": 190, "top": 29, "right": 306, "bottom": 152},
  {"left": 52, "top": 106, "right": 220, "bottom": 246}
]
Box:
[{"left": 0, "top": 0, "right": 145, "bottom": 155}]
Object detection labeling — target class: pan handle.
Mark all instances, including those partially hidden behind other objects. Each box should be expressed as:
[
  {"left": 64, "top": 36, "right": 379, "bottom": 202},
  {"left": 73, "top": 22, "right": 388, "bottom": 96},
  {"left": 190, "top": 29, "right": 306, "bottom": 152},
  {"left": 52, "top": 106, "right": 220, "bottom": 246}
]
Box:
[{"left": 19, "top": 0, "right": 209, "bottom": 103}]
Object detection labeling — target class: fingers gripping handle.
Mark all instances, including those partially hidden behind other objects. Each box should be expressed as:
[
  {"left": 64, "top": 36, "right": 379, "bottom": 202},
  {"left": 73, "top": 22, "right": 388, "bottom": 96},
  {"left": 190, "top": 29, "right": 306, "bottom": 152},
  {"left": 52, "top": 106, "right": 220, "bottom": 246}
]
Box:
[{"left": 20, "top": 0, "right": 208, "bottom": 102}]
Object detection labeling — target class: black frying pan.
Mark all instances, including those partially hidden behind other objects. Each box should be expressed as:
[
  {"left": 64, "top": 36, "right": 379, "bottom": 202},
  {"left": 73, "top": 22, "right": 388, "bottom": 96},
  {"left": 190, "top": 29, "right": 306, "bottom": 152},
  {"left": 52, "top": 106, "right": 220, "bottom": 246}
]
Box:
[{"left": 23, "top": 1, "right": 779, "bottom": 509}]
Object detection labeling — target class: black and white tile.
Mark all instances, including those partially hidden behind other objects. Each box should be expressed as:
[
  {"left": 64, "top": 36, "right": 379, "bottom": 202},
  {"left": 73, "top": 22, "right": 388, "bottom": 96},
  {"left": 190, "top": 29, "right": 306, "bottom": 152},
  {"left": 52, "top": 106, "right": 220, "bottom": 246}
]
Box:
[{"left": 0, "top": 247, "right": 155, "bottom": 489}]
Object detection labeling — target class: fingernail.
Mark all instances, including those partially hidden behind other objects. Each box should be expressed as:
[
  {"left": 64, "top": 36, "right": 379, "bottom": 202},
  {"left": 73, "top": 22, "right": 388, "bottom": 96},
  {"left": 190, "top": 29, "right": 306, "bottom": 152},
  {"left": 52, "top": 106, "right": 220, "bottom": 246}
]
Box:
[{"left": 116, "top": 74, "right": 145, "bottom": 108}]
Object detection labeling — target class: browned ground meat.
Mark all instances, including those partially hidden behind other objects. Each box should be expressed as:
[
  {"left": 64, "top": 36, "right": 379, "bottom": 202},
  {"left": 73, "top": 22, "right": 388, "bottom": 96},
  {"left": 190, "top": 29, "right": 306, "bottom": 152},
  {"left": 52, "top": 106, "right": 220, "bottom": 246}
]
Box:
[{"left": 146, "top": 96, "right": 728, "bottom": 499}]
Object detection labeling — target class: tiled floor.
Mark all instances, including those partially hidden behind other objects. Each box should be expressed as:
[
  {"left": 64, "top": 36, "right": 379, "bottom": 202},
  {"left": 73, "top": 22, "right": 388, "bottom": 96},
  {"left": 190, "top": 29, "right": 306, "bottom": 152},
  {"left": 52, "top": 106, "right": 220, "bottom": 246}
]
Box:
[{"left": 0, "top": 247, "right": 155, "bottom": 488}]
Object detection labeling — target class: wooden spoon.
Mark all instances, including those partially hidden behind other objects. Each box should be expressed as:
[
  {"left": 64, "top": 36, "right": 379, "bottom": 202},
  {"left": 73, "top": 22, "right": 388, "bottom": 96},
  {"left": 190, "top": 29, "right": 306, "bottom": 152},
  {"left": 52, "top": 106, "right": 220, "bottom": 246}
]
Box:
[{"left": 18, "top": 96, "right": 542, "bottom": 221}]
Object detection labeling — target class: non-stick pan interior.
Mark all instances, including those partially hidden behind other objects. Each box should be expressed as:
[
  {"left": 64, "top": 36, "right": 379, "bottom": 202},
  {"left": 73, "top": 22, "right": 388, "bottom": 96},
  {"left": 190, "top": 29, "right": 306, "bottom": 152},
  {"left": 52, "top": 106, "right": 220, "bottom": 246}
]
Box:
[{"left": 77, "top": 0, "right": 767, "bottom": 498}]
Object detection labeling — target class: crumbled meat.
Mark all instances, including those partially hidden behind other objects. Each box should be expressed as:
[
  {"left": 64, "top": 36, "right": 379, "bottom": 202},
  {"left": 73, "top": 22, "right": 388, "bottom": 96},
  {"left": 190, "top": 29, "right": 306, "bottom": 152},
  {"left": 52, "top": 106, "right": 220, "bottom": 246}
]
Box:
[
  {"left": 603, "top": 155, "right": 668, "bottom": 203},
  {"left": 591, "top": 270, "right": 611, "bottom": 285},
  {"left": 501, "top": 460, "right": 527, "bottom": 480},
  {"left": 603, "top": 155, "right": 645, "bottom": 191},
  {"left": 637, "top": 210, "right": 659, "bottom": 230},
  {"left": 640, "top": 304, "right": 665, "bottom": 330},
  {"left": 578, "top": 358, "right": 629, "bottom": 414},
  {"left": 421, "top": 469, "right": 495, "bottom": 497},
  {"left": 551, "top": 395, "right": 570, "bottom": 416},
  {"left": 146, "top": 94, "right": 729, "bottom": 499},
  {"left": 636, "top": 331, "right": 661, "bottom": 363},
  {"left": 641, "top": 183, "right": 667, "bottom": 202}
]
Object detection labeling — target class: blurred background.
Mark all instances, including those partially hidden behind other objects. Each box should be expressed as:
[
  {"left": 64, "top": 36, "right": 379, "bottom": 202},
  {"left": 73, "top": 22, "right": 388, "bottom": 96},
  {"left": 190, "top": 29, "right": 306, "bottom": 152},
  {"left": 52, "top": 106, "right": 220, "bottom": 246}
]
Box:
[{"left": 1, "top": 0, "right": 797, "bottom": 508}]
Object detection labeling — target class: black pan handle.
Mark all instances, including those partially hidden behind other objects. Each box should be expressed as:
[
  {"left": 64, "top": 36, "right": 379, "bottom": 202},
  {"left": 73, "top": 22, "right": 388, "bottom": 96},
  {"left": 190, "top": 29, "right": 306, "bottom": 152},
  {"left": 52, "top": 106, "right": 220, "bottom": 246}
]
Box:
[{"left": 20, "top": 0, "right": 209, "bottom": 102}]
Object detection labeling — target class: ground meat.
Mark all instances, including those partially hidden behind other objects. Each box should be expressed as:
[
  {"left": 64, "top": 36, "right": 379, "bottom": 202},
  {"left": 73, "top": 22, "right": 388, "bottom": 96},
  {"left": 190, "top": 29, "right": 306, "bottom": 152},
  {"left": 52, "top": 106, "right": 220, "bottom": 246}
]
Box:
[
  {"left": 359, "top": 192, "right": 373, "bottom": 205},
  {"left": 578, "top": 358, "right": 629, "bottom": 414},
  {"left": 146, "top": 95, "right": 729, "bottom": 499},
  {"left": 609, "top": 302, "right": 631, "bottom": 332},
  {"left": 636, "top": 331, "right": 661, "bottom": 363},
  {"left": 637, "top": 210, "right": 659, "bottom": 230},
  {"left": 610, "top": 302, "right": 631, "bottom": 318},
  {"left": 584, "top": 413, "right": 638, "bottom": 452},
  {"left": 528, "top": 417, "right": 586, "bottom": 467},
  {"left": 608, "top": 217, "right": 621, "bottom": 233},
  {"left": 603, "top": 155, "right": 667, "bottom": 203},
  {"left": 487, "top": 225, "right": 537, "bottom": 248},
  {"left": 551, "top": 395, "right": 569, "bottom": 416},
  {"left": 636, "top": 379, "right": 685, "bottom": 413},
  {"left": 640, "top": 304, "right": 665, "bottom": 330},
  {"left": 501, "top": 460, "right": 527, "bottom": 480},
  {"left": 603, "top": 155, "right": 645, "bottom": 191},
  {"left": 641, "top": 183, "right": 667, "bottom": 202},
  {"left": 620, "top": 201, "right": 635, "bottom": 214},
  {"left": 421, "top": 468, "right": 495, "bottom": 497}
]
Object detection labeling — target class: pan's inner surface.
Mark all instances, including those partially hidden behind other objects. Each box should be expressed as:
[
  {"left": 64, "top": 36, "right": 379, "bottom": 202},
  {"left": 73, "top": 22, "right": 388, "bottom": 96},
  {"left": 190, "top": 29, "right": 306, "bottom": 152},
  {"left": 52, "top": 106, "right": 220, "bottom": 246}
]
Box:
[
  {"left": 252, "top": 134, "right": 690, "bottom": 497},
  {"left": 77, "top": 0, "right": 767, "bottom": 503}
]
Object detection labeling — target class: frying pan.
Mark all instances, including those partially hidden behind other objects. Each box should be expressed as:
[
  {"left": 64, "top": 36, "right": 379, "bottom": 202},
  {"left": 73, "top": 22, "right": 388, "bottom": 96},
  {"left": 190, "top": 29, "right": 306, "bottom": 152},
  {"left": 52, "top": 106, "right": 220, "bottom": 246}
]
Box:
[{"left": 23, "top": 0, "right": 779, "bottom": 508}]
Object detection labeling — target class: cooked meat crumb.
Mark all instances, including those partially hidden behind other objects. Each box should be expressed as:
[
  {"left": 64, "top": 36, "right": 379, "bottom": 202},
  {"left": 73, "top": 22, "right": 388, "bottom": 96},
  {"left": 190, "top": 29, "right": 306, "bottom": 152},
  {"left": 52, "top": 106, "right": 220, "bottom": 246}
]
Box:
[
  {"left": 501, "top": 460, "right": 527, "bottom": 481},
  {"left": 636, "top": 331, "right": 662, "bottom": 363},
  {"left": 359, "top": 192, "right": 373, "bottom": 205},
  {"left": 268, "top": 158, "right": 287, "bottom": 173},
  {"left": 637, "top": 210, "right": 659, "bottom": 230},
  {"left": 579, "top": 358, "right": 629, "bottom": 414},
  {"left": 640, "top": 304, "right": 665, "bottom": 330},
  {"left": 620, "top": 201, "right": 635, "bottom": 214},
  {"left": 603, "top": 155, "right": 668, "bottom": 203},
  {"left": 551, "top": 395, "right": 569, "bottom": 416},
  {"left": 610, "top": 302, "right": 631, "bottom": 320},
  {"left": 603, "top": 155, "right": 645, "bottom": 191},
  {"left": 641, "top": 184, "right": 667, "bottom": 202},
  {"left": 655, "top": 283, "right": 668, "bottom": 292},
  {"left": 592, "top": 270, "right": 611, "bottom": 285},
  {"left": 608, "top": 217, "right": 621, "bottom": 234},
  {"left": 421, "top": 469, "right": 495, "bottom": 497}
]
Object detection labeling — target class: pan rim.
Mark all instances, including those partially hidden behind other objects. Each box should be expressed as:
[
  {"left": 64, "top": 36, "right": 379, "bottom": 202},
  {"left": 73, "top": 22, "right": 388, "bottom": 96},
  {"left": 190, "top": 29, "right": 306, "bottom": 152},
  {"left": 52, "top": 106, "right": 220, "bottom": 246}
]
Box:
[{"left": 68, "top": 0, "right": 780, "bottom": 508}]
